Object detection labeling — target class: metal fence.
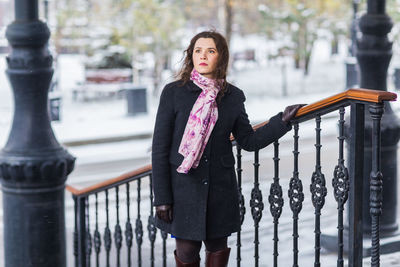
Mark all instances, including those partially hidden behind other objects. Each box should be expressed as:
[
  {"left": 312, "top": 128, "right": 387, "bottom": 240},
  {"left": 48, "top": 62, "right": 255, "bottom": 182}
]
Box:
[{"left": 66, "top": 89, "right": 396, "bottom": 267}]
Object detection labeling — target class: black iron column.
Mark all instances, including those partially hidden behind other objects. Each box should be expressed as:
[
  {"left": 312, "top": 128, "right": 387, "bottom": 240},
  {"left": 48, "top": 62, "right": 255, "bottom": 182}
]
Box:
[
  {"left": 356, "top": 0, "right": 400, "bottom": 236},
  {"left": 0, "top": 0, "right": 75, "bottom": 266}
]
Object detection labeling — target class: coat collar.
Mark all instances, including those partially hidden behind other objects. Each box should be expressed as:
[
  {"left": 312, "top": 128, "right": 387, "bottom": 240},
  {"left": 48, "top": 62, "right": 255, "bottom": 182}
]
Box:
[{"left": 187, "top": 80, "right": 202, "bottom": 92}]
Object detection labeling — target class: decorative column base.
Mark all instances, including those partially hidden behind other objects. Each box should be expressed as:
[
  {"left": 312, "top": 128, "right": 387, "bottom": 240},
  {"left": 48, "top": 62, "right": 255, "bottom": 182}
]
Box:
[{"left": 2, "top": 186, "right": 66, "bottom": 266}]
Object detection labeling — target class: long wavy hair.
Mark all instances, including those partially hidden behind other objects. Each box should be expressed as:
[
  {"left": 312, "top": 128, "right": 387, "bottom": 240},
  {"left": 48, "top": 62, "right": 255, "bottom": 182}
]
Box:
[{"left": 177, "top": 31, "right": 230, "bottom": 100}]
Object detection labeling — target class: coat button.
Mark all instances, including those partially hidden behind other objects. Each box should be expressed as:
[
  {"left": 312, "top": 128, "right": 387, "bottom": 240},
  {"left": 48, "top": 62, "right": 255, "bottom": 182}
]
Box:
[{"left": 202, "top": 180, "right": 208, "bottom": 185}]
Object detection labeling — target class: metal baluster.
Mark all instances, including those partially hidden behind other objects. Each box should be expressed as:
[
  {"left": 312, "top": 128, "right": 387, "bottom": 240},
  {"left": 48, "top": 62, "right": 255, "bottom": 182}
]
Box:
[
  {"left": 236, "top": 145, "right": 245, "bottom": 267},
  {"left": 369, "top": 103, "right": 384, "bottom": 267},
  {"left": 114, "top": 186, "right": 123, "bottom": 267},
  {"left": 136, "top": 179, "right": 143, "bottom": 267},
  {"left": 161, "top": 231, "right": 168, "bottom": 267},
  {"left": 77, "top": 196, "right": 87, "bottom": 267},
  {"left": 332, "top": 107, "right": 349, "bottom": 267},
  {"left": 288, "top": 122, "right": 304, "bottom": 267},
  {"left": 269, "top": 141, "right": 284, "bottom": 267},
  {"left": 94, "top": 193, "right": 101, "bottom": 267},
  {"left": 104, "top": 189, "right": 112, "bottom": 267},
  {"left": 250, "top": 150, "right": 263, "bottom": 267},
  {"left": 73, "top": 196, "right": 78, "bottom": 267},
  {"left": 85, "top": 197, "right": 92, "bottom": 267},
  {"left": 148, "top": 174, "right": 157, "bottom": 267},
  {"left": 348, "top": 103, "right": 364, "bottom": 266},
  {"left": 310, "top": 116, "right": 327, "bottom": 267},
  {"left": 125, "top": 183, "right": 133, "bottom": 267}
]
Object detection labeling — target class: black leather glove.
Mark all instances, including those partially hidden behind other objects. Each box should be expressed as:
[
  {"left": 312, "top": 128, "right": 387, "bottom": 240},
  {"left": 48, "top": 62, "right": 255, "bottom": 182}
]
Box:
[
  {"left": 282, "top": 104, "right": 306, "bottom": 122},
  {"left": 156, "top": 204, "right": 173, "bottom": 223}
]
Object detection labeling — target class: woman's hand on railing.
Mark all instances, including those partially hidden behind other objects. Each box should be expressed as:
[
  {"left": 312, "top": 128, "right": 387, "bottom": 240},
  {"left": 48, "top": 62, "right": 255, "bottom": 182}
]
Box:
[
  {"left": 282, "top": 104, "right": 306, "bottom": 122},
  {"left": 156, "top": 204, "right": 173, "bottom": 223}
]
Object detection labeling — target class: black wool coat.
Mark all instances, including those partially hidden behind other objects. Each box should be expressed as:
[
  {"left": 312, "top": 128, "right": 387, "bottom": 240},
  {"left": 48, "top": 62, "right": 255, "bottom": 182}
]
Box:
[{"left": 152, "top": 80, "right": 291, "bottom": 241}]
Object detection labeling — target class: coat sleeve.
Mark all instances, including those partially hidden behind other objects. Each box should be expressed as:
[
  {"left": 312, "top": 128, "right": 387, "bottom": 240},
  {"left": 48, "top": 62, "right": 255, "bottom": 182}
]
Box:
[
  {"left": 232, "top": 90, "right": 292, "bottom": 152},
  {"left": 152, "top": 84, "right": 175, "bottom": 206}
]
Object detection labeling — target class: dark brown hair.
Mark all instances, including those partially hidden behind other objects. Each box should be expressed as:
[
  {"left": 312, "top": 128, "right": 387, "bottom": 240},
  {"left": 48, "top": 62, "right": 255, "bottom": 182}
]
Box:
[{"left": 177, "top": 31, "right": 230, "bottom": 100}]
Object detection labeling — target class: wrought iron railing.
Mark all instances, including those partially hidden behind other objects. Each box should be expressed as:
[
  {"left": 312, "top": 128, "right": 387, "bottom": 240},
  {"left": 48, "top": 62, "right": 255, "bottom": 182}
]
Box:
[{"left": 66, "top": 88, "right": 396, "bottom": 267}]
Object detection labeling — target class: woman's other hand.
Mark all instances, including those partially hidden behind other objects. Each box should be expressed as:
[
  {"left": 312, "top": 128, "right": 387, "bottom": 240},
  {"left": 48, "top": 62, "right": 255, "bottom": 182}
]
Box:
[
  {"left": 282, "top": 104, "right": 306, "bottom": 122},
  {"left": 156, "top": 205, "right": 173, "bottom": 223}
]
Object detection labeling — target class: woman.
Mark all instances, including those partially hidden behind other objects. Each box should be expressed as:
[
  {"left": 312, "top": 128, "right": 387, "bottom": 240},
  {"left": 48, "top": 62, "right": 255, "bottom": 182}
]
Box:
[{"left": 152, "top": 31, "right": 303, "bottom": 267}]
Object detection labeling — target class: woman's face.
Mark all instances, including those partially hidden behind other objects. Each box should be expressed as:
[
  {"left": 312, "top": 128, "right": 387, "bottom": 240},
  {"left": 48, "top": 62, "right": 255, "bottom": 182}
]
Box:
[{"left": 192, "top": 38, "right": 219, "bottom": 79}]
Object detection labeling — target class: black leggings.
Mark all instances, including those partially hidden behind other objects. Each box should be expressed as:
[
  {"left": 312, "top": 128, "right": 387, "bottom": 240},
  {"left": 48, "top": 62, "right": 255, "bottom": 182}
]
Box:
[{"left": 175, "top": 237, "right": 228, "bottom": 263}]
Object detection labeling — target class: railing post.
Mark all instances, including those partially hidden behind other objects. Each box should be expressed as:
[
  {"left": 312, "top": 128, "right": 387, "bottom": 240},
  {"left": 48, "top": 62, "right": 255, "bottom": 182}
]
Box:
[
  {"left": 77, "top": 196, "right": 87, "bottom": 267},
  {"left": 369, "top": 103, "right": 384, "bottom": 267},
  {"left": 288, "top": 122, "right": 304, "bottom": 267},
  {"left": 348, "top": 103, "right": 365, "bottom": 267},
  {"left": 250, "top": 150, "right": 263, "bottom": 267},
  {"left": 236, "top": 146, "right": 245, "bottom": 267}
]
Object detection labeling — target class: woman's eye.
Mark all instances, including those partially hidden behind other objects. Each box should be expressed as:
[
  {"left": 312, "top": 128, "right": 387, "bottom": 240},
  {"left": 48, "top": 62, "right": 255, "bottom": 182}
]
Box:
[
  {"left": 195, "top": 49, "right": 201, "bottom": 53},
  {"left": 209, "top": 50, "right": 215, "bottom": 54}
]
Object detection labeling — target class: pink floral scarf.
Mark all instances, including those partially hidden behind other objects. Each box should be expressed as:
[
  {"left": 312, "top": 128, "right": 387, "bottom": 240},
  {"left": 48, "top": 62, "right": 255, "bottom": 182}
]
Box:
[{"left": 177, "top": 69, "right": 222, "bottom": 173}]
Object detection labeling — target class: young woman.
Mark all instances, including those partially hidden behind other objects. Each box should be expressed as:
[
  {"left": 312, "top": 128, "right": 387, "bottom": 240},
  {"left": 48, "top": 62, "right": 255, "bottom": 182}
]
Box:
[{"left": 152, "top": 31, "right": 303, "bottom": 267}]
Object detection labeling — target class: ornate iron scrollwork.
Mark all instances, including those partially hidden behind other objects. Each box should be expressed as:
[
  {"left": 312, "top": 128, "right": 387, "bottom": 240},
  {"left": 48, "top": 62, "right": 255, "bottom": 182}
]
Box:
[
  {"left": 94, "top": 229, "right": 101, "bottom": 254},
  {"left": 310, "top": 169, "right": 327, "bottom": 210},
  {"left": 161, "top": 230, "right": 168, "bottom": 240},
  {"left": 135, "top": 218, "right": 143, "bottom": 246},
  {"left": 86, "top": 232, "right": 92, "bottom": 256},
  {"left": 114, "top": 224, "right": 122, "bottom": 250},
  {"left": 288, "top": 176, "right": 304, "bottom": 214},
  {"left": 289, "top": 123, "right": 304, "bottom": 215},
  {"left": 332, "top": 163, "right": 349, "bottom": 205},
  {"left": 250, "top": 187, "right": 264, "bottom": 223},
  {"left": 94, "top": 193, "right": 101, "bottom": 255},
  {"left": 147, "top": 215, "right": 157, "bottom": 243},
  {"left": 269, "top": 182, "right": 283, "bottom": 218},
  {"left": 125, "top": 221, "right": 133, "bottom": 248},
  {"left": 238, "top": 191, "right": 246, "bottom": 225},
  {"left": 370, "top": 171, "right": 383, "bottom": 216},
  {"left": 103, "top": 227, "right": 112, "bottom": 252}
]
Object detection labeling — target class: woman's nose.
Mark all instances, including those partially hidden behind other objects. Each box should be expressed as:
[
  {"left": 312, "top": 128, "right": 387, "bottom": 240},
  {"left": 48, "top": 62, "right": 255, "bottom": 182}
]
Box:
[{"left": 200, "top": 52, "right": 207, "bottom": 59}]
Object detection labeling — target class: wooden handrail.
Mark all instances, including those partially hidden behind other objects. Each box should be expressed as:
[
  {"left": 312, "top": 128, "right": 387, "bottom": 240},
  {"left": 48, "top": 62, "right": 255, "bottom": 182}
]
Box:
[
  {"left": 66, "top": 88, "right": 396, "bottom": 196},
  {"left": 66, "top": 164, "right": 152, "bottom": 196},
  {"left": 229, "top": 88, "right": 396, "bottom": 141},
  {"left": 295, "top": 88, "right": 396, "bottom": 117}
]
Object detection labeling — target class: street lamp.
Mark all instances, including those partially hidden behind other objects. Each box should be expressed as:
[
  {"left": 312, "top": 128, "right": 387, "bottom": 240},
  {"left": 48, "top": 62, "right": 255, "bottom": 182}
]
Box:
[
  {"left": 323, "top": 0, "right": 400, "bottom": 258},
  {"left": 0, "top": 0, "right": 75, "bottom": 266},
  {"left": 355, "top": 0, "right": 400, "bottom": 253}
]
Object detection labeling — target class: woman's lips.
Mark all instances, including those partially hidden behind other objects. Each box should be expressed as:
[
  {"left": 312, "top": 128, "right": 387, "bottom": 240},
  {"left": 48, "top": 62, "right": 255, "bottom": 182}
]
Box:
[{"left": 199, "top": 63, "right": 208, "bottom": 66}]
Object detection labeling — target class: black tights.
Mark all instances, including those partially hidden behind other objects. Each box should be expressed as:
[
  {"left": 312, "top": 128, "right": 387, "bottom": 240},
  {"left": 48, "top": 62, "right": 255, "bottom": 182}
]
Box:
[{"left": 175, "top": 237, "right": 227, "bottom": 263}]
